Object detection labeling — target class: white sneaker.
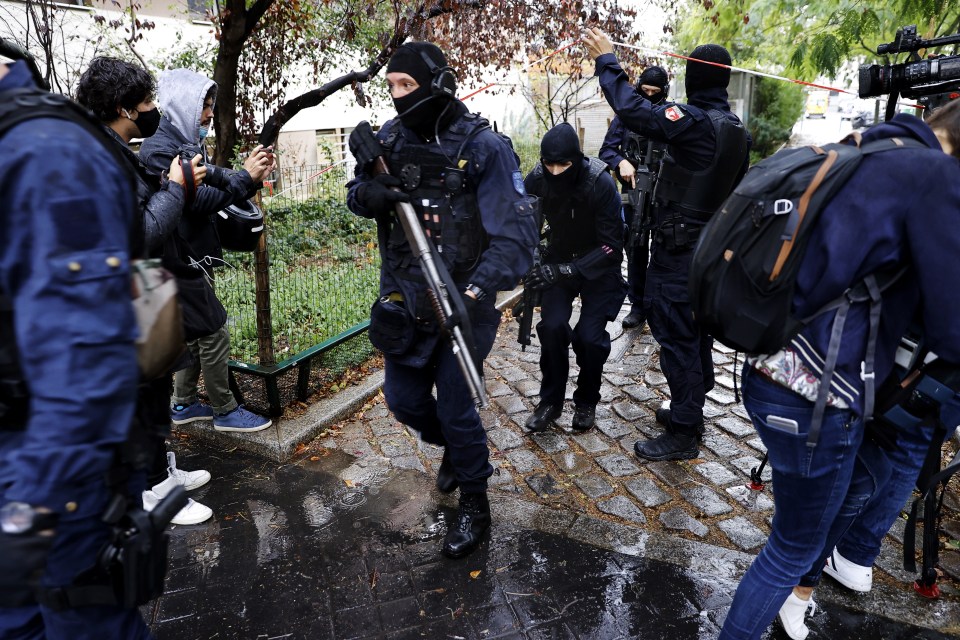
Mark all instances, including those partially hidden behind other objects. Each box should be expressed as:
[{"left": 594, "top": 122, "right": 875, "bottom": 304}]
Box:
[
  {"left": 823, "top": 547, "right": 873, "bottom": 592},
  {"left": 167, "top": 451, "right": 211, "bottom": 491},
  {"left": 777, "top": 592, "right": 816, "bottom": 640},
  {"left": 142, "top": 475, "right": 213, "bottom": 525}
]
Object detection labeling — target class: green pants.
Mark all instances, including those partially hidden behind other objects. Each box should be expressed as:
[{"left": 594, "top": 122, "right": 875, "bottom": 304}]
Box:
[{"left": 172, "top": 324, "right": 237, "bottom": 415}]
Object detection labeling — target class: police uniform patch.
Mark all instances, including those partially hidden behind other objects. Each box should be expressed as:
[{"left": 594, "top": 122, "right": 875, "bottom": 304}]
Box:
[
  {"left": 512, "top": 170, "right": 526, "bottom": 195},
  {"left": 665, "top": 106, "right": 684, "bottom": 122}
]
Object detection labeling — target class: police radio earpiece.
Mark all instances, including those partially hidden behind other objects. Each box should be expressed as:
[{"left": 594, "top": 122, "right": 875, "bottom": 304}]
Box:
[{"left": 417, "top": 49, "right": 457, "bottom": 99}]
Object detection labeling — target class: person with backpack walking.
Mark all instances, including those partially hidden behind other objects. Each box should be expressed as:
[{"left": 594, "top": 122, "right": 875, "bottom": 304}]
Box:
[
  {"left": 598, "top": 66, "right": 670, "bottom": 331},
  {"left": 713, "top": 96, "right": 960, "bottom": 640},
  {"left": 522, "top": 123, "right": 627, "bottom": 434},
  {"left": 582, "top": 28, "right": 750, "bottom": 460}
]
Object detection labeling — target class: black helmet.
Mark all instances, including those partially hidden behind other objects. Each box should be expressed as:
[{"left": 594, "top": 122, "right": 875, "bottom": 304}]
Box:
[{"left": 216, "top": 199, "right": 264, "bottom": 252}]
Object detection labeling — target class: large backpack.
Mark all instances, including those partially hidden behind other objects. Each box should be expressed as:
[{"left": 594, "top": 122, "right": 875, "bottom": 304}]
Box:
[{"left": 690, "top": 133, "right": 924, "bottom": 355}]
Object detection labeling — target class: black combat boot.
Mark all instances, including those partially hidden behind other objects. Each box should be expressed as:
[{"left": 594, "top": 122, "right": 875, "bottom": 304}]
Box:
[
  {"left": 442, "top": 491, "right": 491, "bottom": 558},
  {"left": 524, "top": 402, "right": 562, "bottom": 433},
  {"left": 435, "top": 450, "right": 458, "bottom": 494},
  {"left": 621, "top": 307, "right": 646, "bottom": 329},
  {"left": 571, "top": 403, "right": 596, "bottom": 431},
  {"left": 634, "top": 420, "right": 700, "bottom": 461},
  {"left": 654, "top": 408, "right": 706, "bottom": 440}
]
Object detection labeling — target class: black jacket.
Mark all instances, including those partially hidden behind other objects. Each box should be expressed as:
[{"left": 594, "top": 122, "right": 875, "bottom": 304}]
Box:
[{"left": 140, "top": 116, "right": 258, "bottom": 261}]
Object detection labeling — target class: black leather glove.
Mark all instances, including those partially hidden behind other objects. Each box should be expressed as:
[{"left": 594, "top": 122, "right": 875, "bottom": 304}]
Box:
[
  {"left": 0, "top": 526, "right": 57, "bottom": 607},
  {"left": 357, "top": 174, "right": 410, "bottom": 215},
  {"left": 525, "top": 263, "right": 578, "bottom": 291}
]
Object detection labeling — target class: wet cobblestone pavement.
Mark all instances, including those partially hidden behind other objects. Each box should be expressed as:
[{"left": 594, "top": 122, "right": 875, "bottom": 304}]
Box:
[
  {"left": 160, "top": 300, "right": 960, "bottom": 637},
  {"left": 151, "top": 446, "right": 956, "bottom": 639}
]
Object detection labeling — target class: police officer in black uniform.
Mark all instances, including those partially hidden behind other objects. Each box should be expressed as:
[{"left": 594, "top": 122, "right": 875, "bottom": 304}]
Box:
[
  {"left": 583, "top": 28, "right": 750, "bottom": 460},
  {"left": 523, "top": 123, "right": 626, "bottom": 433},
  {"left": 599, "top": 66, "right": 669, "bottom": 329},
  {"left": 347, "top": 43, "right": 538, "bottom": 558}
]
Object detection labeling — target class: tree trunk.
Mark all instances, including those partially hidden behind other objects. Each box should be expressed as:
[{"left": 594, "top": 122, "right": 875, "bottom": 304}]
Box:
[{"left": 212, "top": 4, "right": 246, "bottom": 165}]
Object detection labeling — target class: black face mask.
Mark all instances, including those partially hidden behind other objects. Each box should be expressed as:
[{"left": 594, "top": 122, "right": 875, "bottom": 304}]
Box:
[
  {"left": 541, "top": 159, "right": 583, "bottom": 196},
  {"left": 393, "top": 86, "right": 450, "bottom": 135},
  {"left": 133, "top": 106, "right": 161, "bottom": 139}
]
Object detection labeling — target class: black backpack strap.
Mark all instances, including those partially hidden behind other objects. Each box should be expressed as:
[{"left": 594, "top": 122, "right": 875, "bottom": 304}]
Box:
[
  {"left": 801, "top": 265, "right": 907, "bottom": 447},
  {"left": 903, "top": 416, "right": 951, "bottom": 586}
]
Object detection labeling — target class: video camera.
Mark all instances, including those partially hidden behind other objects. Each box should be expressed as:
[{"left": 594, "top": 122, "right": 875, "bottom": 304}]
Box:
[{"left": 859, "top": 25, "right": 960, "bottom": 99}]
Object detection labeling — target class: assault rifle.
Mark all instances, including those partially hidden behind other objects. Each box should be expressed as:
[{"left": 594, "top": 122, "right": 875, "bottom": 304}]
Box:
[
  {"left": 515, "top": 246, "right": 542, "bottom": 351},
  {"left": 349, "top": 122, "right": 488, "bottom": 408},
  {"left": 623, "top": 139, "right": 663, "bottom": 262}
]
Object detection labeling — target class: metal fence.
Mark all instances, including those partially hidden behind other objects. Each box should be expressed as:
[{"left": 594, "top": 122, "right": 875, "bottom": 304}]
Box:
[
  {"left": 215, "top": 131, "right": 542, "bottom": 417},
  {"left": 217, "top": 163, "right": 381, "bottom": 415}
]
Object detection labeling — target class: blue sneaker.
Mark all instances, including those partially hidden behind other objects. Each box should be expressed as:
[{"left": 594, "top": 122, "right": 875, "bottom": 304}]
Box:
[
  {"left": 170, "top": 401, "right": 214, "bottom": 425},
  {"left": 213, "top": 405, "right": 272, "bottom": 433}
]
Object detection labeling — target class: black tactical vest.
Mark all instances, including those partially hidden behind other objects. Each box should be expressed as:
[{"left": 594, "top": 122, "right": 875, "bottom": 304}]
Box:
[
  {"left": 655, "top": 109, "right": 748, "bottom": 222},
  {"left": 531, "top": 157, "right": 609, "bottom": 261},
  {"left": 382, "top": 114, "right": 490, "bottom": 279}
]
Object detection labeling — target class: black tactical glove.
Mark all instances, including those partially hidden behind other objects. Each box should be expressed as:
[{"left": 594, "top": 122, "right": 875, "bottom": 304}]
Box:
[
  {"left": 0, "top": 510, "right": 58, "bottom": 607},
  {"left": 357, "top": 174, "right": 410, "bottom": 216},
  {"left": 525, "top": 263, "right": 578, "bottom": 291}
]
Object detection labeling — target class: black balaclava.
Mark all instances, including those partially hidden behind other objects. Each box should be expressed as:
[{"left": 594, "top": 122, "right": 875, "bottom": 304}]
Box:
[
  {"left": 540, "top": 122, "right": 584, "bottom": 192},
  {"left": 636, "top": 66, "right": 669, "bottom": 105},
  {"left": 684, "top": 44, "right": 731, "bottom": 97},
  {"left": 386, "top": 42, "right": 458, "bottom": 135}
]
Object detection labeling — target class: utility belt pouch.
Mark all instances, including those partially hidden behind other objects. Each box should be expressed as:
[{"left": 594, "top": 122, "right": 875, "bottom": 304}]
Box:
[
  {"left": 36, "top": 488, "right": 187, "bottom": 611},
  {"left": 656, "top": 219, "right": 698, "bottom": 252},
  {"left": 369, "top": 295, "right": 415, "bottom": 355}
]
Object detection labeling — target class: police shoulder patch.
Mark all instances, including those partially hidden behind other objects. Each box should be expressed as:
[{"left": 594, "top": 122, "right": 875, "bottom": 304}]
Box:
[
  {"left": 512, "top": 170, "right": 526, "bottom": 195},
  {"left": 664, "top": 106, "right": 685, "bottom": 122}
]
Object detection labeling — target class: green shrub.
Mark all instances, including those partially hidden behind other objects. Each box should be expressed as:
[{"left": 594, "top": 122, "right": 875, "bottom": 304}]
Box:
[{"left": 749, "top": 76, "right": 805, "bottom": 164}]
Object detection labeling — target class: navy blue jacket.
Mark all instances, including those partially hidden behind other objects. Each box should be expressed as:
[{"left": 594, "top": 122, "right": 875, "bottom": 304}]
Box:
[
  {"left": 594, "top": 53, "right": 749, "bottom": 175},
  {"left": 347, "top": 111, "right": 538, "bottom": 364},
  {"left": 787, "top": 115, "right": 960, "bottom": 416},
  {"left": 0, "top": 62, "right": 139, "bottom": 521}
]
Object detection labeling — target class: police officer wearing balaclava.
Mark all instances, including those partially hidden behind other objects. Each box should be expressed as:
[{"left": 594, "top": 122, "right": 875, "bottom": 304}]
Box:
[
  {"left": 583, "top": 28, "right": 750, "bottom": 461},
  {"left": 523, "top": 123, "right": 626, "bottom": 434},
  {"left": 599, "top": 65, "right": 670, "bottom": 330},
  {"left": 347, "top": 42, "right": 538, "bottom": 559}
]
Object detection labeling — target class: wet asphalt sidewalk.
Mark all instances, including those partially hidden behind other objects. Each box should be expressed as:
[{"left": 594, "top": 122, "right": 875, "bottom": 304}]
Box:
[
  {"left": 163, "top": 293, "right": 960, "bottom": 638},
  {"left": 148, "top": 445, "right": 955, "bottom": 639}
]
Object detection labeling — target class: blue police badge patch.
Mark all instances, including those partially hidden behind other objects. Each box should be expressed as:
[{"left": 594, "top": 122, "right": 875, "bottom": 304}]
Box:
[{"left": 512, "top": 171, "right": 526, "bottom": 195}]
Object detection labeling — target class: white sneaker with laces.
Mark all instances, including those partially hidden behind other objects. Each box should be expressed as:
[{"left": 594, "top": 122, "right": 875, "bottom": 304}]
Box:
[
  {"left": 778, "top": 592, "right": 816, "bottom": 640},
  {"left": 166, "top": 451, "right": 211, "bottom": 491},
  {"left": 823, "top": 547, "right": 873, "bottom": 592},
  {"left": 142, "top": 475, "right": 213, "bottom": 525}
]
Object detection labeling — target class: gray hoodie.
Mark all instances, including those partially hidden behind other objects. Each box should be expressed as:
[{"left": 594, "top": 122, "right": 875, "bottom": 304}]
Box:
[
  {"left": 158, "top": 68, "right": 215, "bottom": 146},
  {"left": 141, "top": 68, "right": 257, "bottom": 260}
]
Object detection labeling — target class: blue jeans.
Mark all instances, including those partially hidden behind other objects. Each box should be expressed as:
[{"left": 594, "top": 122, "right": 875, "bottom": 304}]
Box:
[
  {"left": 835, "top": 410, "right": 956, "bottom": 567},
  {"left": 720, "top": 367, "right": 864, "bottom": 640}
]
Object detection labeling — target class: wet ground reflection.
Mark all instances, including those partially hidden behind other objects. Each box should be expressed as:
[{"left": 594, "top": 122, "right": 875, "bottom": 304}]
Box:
[{"left": 146, "top": 447, "right": 957, "bottom": 639}]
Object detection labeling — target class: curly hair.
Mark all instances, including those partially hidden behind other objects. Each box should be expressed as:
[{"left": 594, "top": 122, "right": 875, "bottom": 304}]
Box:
[
  {"left": 75, "top": 57, "right": 155, "bottom": 123},
  {"left": 926, "top": 98, "right": 960, "bottom": 159}
]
